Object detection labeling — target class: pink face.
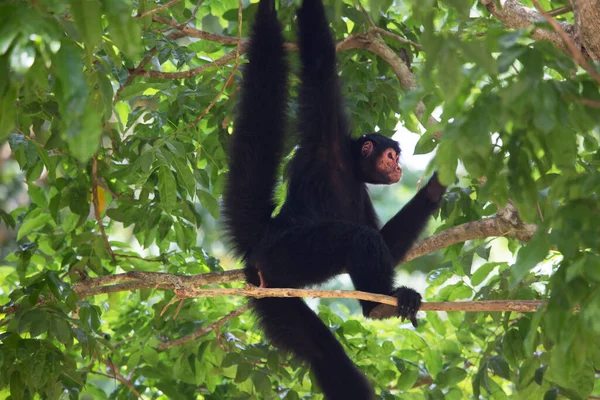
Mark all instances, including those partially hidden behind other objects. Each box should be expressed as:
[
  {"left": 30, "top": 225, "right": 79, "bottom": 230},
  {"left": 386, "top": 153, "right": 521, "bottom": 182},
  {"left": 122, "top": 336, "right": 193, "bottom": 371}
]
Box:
[
  {"left": 379, "top": 147, "right": 402, "bottom": 183},
  {"left": 361, "top": 141, "right": 402, "bottom": 184}
]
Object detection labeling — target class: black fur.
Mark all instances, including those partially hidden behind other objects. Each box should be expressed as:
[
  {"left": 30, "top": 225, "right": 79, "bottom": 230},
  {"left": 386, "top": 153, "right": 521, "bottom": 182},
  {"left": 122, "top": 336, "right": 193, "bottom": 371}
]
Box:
[{"left": 222, "top": 0, "right": 445, "bottom": 398}]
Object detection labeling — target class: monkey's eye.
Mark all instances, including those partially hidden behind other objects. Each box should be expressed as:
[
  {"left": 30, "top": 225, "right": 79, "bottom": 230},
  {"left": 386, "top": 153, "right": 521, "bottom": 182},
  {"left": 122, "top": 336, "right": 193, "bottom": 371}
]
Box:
[{"left": 387, "top": 152, "right": 394, "bottom": 160}]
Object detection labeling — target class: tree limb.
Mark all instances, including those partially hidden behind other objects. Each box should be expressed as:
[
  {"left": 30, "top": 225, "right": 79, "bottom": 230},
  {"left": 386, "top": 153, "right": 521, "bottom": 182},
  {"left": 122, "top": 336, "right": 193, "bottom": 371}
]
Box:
[
  {"left": 480, "top": 0, "right": 574, "bottom": 54},
  {"left": 532, "top": 0, "right": 600, "bottom": 83}
]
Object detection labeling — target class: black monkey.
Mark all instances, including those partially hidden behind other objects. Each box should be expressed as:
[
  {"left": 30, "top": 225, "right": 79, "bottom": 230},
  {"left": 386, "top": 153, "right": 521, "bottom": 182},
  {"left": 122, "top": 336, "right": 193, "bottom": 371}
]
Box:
[{"left": 222, "top": 0, "right": 446, "bottom": 398}]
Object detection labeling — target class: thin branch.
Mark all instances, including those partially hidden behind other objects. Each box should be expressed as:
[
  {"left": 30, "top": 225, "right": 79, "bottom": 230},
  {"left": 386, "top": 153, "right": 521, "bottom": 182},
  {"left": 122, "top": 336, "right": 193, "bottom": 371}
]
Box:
[
  {"left": 113, "top": 48, "right": 158, "bottom": 103},
  {"left": 580, "top": 98, "right": 600, "bottom": 108},
  {"left": 170, "top": 285, "right": 549, "bottom": 314},
  {"left": 548, "top": 5, "right": 573, "bottom": 17},
  {"left": 532, "top": 0, "right": 600, "bottom": 84},
  {"left": 370, "top": 27, "right": 422, "bottom": 50},
  {"left": 152, "top": 15, "right": 242, "bottom": 45},
  {"left": 135, "top": 50, "right": 241, "bottom": 79},
  {"left": 99, "top": 358, "right": 142, "bottom": 398},
  {"left": 158, "top": 305, "right": 250, "bottom": 349},
  {"left": 92, "top": 154, "right": 116, "bottom": 263},
  {"left": 358, "top": 2, "right": 377, "bottom": 28},
  {"left": 136, "top": 0, "right": 182, "bottom": 18}
]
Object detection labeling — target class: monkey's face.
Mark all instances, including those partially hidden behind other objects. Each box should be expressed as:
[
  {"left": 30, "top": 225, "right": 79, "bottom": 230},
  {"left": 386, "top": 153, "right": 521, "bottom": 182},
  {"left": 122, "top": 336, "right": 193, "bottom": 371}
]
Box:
[{"left": 359, "top": 140, "right": 402, "bottom": 184}]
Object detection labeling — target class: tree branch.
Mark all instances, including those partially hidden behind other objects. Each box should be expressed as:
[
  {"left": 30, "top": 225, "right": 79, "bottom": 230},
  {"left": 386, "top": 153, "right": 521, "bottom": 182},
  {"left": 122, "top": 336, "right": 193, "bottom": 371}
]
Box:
[
  {"left": 136, "top": 0, "right": 182, "bottom": 18},
  {"left": 0, "top": 206, "right": 539, "bottom": 317},
  {"left": 532, "top": 0, "right": 600, "bottom": 84},
  {"left": 480, "top": 0, "right": 574, "bottom": 54},
  {"left": 157, "top": 305, "right": 250, "bottom": 349}
]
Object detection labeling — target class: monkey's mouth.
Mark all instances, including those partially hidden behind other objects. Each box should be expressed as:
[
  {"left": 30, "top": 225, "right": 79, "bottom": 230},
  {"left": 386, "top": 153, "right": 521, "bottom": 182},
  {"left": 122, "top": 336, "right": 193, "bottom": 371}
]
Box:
[{"left": 389, "top": 169, "right": 402, "bottom": 183}]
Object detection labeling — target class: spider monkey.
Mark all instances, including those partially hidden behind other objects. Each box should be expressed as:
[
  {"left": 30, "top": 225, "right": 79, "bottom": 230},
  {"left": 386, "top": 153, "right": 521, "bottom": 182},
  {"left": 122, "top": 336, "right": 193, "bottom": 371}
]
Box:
[{"left": 222, "top": 0, "right": 446, "bottom": 398}]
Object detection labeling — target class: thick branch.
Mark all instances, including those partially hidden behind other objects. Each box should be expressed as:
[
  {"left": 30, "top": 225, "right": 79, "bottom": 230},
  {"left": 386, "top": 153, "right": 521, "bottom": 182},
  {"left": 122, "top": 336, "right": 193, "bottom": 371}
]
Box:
[
  {"left": 532, "top": 0, "right": 600, "bottom": 83},
  {"left": 576, "top": 0, "right": 600, "bottom": 61},
  {"left": 480, "top": 0, "right": 574, "bottom": 54}
]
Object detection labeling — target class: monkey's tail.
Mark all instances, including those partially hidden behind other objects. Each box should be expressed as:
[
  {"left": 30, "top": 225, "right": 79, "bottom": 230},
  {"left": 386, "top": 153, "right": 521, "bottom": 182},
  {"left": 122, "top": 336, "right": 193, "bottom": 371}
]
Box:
[
  {"left": 222, "top": 0, "right": 288, "bottom": 257},
  {"left": 250, "top": 291, "right": 375, "bottom": 400}
]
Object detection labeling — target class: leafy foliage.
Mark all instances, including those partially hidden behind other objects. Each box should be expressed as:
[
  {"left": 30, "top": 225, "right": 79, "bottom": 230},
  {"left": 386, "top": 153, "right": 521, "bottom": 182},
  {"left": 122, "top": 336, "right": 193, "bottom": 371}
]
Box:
[{"left": 1, "top": 0, "right": 599, "bottom": 398}]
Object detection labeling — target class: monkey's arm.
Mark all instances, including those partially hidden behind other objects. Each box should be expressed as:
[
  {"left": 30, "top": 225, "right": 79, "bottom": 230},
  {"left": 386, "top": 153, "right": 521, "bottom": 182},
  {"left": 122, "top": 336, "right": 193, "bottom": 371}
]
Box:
[
  {"left": 380, "top": 174, "right": 447, "bottom": 266},
  {"left": 296, "top": 0, "right": 349, "bottom": 147}
]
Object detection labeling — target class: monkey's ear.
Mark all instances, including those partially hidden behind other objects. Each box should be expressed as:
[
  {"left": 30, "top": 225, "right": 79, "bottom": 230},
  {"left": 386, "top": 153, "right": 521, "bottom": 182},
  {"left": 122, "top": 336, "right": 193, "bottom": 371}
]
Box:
[{"left": 361, "top": 141, "right": 374, "bottom": 158}]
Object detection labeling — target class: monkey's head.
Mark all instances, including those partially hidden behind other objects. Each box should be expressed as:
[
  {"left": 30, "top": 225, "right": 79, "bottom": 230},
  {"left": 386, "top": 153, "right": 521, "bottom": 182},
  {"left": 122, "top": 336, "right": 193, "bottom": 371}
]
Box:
[{"left": 354, "top": 133, "right": 402, "bottom": 184}]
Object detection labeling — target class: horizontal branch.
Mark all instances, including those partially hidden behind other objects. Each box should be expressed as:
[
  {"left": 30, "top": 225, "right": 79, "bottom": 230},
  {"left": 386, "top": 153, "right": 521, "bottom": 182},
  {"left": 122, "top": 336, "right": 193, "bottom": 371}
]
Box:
[
  {"left": 1, "top": 208, "right": 538, "bottom": 316},
  {"left": 134, "top": 49, "right": 243, "bottom": 79},
  {"left": 173, "top": 285, "right": 546, "bottom": 314}
]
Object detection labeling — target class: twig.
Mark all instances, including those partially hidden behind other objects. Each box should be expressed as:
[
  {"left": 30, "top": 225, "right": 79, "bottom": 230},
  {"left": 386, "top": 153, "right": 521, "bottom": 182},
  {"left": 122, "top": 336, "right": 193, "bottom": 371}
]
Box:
[
  {"left": 136, "top": 0, "right": 181, "bottom": 18},
  {"left": 92, "top": 154, "right": 116, "bottom": 263},
  {"left": 580, "top": 98, "right": 600, "bottom": 108},
  {"left": 135, "top": 50, "right": 240, "bottom": 79},
  {"left": 160, "top": 296, "right": 180, "bottom": 317},
  {"left": 548, "top": 5, "right": 573, "bottom": 17},
  {"left": 358, "top": 2, "right": 377, "bottom": 28},
  {"left": 97, "top": 358, "right": 142, "bottom": 398},
  {"left": 370, "top": 27, "right": 422, "bottom": 50},
  {"left": 158, "top": 305, "right": 250, "bottom": 349},
  {"left": 532, "top": 0, "right": 600, "bottom": 84},
  {"left": 173, "top": 299, "right": 184, "bottom": 319},
  {"left": 152, "top": 15, "right": 241, "bottom": 45},
  {"left": 113, "top": 48, "right": 158, "bottom": 103}
]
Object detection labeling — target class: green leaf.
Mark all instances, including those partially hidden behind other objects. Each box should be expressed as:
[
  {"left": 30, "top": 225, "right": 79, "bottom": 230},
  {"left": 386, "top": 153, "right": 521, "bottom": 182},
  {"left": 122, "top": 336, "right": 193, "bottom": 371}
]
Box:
[
  {"left": 103, "top": 0, "right": 142, "bottom": 59},
  {"left": 1, "top": 208, "right": 16, "bottom": 228},
  {"left": 437, "top": 367, "right": 468, "bottom": 387},
  {"left": 251, "top": 370, "right": 271, "bottom": 394},
  {"left": 46, "top": 271, "right": 76, "bottom": 304},
  {"left": 17, "top": 210, "right": 52, "bottom": 240},
  {"left": 28, "top": 184, "right": 47, "bottom": 208},
  {"left": 0, "top": 84, "right": 16, "bottom": 140},
  {"left": 0, "top": 12, "right": 20, "bottom": 55},
  {"left": 488, "top": 356, "right": 510, "bottom": 380},
  {"left": 396, "top": 367, "right": 419, "bottom": 390},
  {"left": 543, "top": 388, "right": 558, "bottom": 400},
  {"left": 197, "top": 189, "right": 219, "bottom": 219},
  {"left": 426, "top": 311, "right": 447, "bottom": 336},
  {"left": 78, "top": 302, "right": 101, "bottom": 333},
  {"left": 9, "top": 39, "right": 36, "bottom": 75},
  {"left": 172, "top": 156, "right": 196, "bottom": 196},
  {"left": 510, "top": 231, "right": 549, "bottom": 287},
  {"left": 54, "top": 41, "right": 101, "bottom": 162},
  {"left": 68, "top": 0, "right": 103, "bottom": 51},
  {"left": 235, "top": 362, "right": 252, "bottom": 383},
  {"left": 159, "top": 166, "right": 177, "bottom": 213},
  {"left": 424, "top": 348, "right": 443, "bottom": 377},
  {"left": 143, "top": 346, "right": 159, "bottom": 366},
  {"left": 471, "top": 262, "right": 500, "bottom": 286}
]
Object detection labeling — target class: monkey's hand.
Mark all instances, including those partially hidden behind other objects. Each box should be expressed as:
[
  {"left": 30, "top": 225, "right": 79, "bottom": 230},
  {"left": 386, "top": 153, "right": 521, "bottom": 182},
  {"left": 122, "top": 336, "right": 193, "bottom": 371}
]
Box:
[
  {"left": 426, "top": 172, "right": 447, "bottom": 202},
  {"left": 393, "top": 286, "right": 422, "bottom": 327}
]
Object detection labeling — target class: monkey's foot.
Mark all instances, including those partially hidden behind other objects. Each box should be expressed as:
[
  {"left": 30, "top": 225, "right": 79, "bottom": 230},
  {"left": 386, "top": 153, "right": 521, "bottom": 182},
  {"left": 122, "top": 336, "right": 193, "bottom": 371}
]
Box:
[{"left": 368, "top": 287, "right": 421, "bottom": 327}]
